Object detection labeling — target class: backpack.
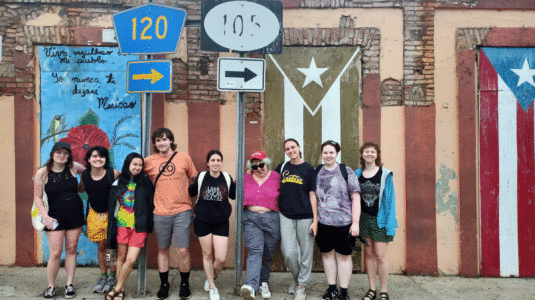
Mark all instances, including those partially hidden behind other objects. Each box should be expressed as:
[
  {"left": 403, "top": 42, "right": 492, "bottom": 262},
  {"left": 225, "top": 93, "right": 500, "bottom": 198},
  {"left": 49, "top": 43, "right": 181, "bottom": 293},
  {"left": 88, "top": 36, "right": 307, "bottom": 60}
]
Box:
[{"left": 197, "top": 171, "right": 231, "bottom": 195}]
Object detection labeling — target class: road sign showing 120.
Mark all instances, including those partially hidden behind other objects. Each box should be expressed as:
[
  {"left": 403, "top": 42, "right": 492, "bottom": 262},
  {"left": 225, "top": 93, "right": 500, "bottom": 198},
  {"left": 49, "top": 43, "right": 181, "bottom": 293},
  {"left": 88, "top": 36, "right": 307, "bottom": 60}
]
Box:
[
  {"left": 113, "top": 4, "right": 187, "bottom": 55},
  {"left": 201, "top": 0, "right": 283, "bottom": 54}
]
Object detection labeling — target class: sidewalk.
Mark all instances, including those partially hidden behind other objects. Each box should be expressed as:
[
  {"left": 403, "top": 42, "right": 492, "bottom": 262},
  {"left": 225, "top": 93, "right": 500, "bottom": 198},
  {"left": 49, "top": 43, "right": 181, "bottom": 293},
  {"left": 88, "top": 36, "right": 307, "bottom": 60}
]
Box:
[{"left": 0, "top": 266, "right": 531, "bottom": 299}]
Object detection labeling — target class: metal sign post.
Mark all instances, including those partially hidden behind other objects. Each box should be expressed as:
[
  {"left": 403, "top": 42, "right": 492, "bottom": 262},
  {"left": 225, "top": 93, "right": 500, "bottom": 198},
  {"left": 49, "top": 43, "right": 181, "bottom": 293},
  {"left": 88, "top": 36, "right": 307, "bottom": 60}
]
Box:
[
  {"left": 113, "top": 0, "right": 187, "bottom": 295},
  {"left": 233, "top": 52, "right": 247, "bottom": 294}
]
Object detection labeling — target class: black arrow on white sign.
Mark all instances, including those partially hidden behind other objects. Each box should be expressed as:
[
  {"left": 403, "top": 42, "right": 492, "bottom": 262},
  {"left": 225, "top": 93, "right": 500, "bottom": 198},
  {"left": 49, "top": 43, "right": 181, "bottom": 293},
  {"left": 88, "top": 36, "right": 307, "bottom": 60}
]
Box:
[{"left": 225, "top": 68, "right": 257, "bottom": 82}]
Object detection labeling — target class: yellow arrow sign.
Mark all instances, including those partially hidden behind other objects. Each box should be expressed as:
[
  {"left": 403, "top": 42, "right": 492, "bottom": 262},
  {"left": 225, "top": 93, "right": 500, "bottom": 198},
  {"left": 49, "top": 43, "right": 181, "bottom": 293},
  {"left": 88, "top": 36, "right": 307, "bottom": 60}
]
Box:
[{"left": 132, "top": 68, "right": 164, "bottom": 84}]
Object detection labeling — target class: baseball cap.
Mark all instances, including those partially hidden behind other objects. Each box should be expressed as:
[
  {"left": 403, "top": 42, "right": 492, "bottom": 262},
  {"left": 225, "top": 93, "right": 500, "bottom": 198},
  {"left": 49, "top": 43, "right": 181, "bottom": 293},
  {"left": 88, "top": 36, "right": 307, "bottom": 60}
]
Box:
[
  {"left": 52, "top": 141, "right": 71, "bottom": 151},
  {"left": 250, "top": 151, "right": 267, "bottom": 161}
]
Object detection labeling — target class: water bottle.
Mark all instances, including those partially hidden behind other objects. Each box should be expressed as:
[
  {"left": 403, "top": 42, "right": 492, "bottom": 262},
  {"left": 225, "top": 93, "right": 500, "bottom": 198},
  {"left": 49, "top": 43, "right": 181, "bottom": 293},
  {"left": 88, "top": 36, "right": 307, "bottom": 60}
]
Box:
[{"left": 106, "top": 249, "right": 117, "bottom": 267}]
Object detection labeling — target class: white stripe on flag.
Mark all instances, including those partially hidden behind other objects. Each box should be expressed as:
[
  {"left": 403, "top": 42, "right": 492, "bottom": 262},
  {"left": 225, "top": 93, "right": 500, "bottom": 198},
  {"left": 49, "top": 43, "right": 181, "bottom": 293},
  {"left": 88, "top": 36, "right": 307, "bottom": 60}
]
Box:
[
  {"left": 321, "top": 79, "right": 342, "bottom": 163},
  {"left": 498, "top": 75, "right": 519, "bottom": 277},
  {"left": 284, "top": 76, "right": 305, "bottom": 160}
]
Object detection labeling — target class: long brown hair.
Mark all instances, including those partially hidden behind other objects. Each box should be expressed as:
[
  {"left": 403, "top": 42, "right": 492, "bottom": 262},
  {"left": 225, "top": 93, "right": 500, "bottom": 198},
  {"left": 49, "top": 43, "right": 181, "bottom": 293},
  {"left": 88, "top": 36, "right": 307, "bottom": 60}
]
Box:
[
  {"left": 359, "top": 142, "right": 383, "bottom": 168},
  {"left": 44, "top": 148, "right": 74, "bottom": 177}
]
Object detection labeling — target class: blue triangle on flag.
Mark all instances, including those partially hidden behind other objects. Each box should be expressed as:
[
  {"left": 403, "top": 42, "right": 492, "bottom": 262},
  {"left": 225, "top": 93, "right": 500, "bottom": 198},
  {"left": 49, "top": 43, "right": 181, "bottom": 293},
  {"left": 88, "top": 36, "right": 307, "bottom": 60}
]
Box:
[{"left": 482, "top": 47, "right": 535, "bottom": 111}]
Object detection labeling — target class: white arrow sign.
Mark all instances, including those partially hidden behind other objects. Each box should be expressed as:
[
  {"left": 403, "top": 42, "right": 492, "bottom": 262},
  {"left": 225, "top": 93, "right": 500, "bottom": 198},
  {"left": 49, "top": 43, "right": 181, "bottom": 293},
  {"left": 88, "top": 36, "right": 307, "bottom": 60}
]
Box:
[{"left": 218, "top": 57, "right": 265, "bottom": 92}]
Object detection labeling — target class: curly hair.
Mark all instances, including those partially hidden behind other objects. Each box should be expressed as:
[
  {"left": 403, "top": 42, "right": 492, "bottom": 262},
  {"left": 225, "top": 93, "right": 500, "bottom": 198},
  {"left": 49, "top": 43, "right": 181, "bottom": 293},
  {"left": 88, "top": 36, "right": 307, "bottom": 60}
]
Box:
[{"left": 359, "top": 142, "right": 383, "bottom": 168}]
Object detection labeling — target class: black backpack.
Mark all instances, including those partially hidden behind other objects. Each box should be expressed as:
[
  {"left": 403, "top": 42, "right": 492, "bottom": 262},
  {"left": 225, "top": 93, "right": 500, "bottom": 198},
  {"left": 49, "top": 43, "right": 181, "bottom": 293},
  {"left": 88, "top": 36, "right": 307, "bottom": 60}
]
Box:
[{"left": 315, "top": 163, "right": 349, "bottom": 185}]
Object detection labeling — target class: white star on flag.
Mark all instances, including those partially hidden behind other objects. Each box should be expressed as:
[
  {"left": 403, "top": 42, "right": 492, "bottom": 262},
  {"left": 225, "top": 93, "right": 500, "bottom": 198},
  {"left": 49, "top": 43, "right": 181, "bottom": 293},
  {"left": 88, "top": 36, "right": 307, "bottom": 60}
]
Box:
[
  {"left": 511, "top": 58, "right": 535, "bottom": 87},
  {"left": 297, "top": 57, "right": 329, "bottom": 88}
]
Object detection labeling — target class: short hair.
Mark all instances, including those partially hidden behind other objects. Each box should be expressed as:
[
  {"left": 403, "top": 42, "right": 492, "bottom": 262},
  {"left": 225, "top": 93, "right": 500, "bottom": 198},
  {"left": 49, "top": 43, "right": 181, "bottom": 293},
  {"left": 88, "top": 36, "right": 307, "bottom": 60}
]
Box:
[
  {"left": 151, "top": 128, "right": 177, "bottom": 153},
  {"left": 283, "top": 138, "right": 303, "bottom": 159},
  {"left": 84, "top": 146, "right": 110, "bottom": 171},
  {"left": 246, "top": 157, "right": 272, "bottom": 169},
  {"left": 119, "top": 152, "right": 144, "bottom": 184},
  {"left": 321, "top": 140, "right": 341, "bottom": 153},
  {"left": 359, "top": 142, "right": 383, "bottom": 168},
  {"left": 206, "top": 150, "right": 223, "bottom": 163}
]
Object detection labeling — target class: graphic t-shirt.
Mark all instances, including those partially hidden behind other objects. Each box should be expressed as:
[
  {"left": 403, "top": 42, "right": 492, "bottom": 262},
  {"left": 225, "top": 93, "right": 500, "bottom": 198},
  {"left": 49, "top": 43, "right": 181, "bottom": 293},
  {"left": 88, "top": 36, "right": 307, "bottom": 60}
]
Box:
[
  {"left": 117, "top": 180, "right": 136, "bottom": 228},
  {"left": 358, "top": 168, "right": 382, "bottom": 216},
  {"left": 275, "top": 161, "right": 316, "bottom": 219},
  {"left": 189, "top": 172, "right": 236, "bottom": 224},
  {"left": 144, "top": 152, "right": 197, "bottom": 216},
  {"left": 316, "top": 164, "right": 360, "bottom": 226}
]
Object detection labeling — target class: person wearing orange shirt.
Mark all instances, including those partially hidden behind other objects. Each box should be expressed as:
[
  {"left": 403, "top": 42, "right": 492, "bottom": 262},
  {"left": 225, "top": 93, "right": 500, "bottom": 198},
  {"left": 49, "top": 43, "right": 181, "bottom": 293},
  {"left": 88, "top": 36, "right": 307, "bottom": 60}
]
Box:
[{"left": 144, "top": 128, "right": 197, "bottom": 300}]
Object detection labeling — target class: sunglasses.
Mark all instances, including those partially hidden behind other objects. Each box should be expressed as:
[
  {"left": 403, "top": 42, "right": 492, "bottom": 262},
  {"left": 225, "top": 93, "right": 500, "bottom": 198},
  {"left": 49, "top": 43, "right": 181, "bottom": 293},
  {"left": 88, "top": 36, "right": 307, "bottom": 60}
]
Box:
[{"left": 251, "top": 163, "right": 265, "bottom": 170}]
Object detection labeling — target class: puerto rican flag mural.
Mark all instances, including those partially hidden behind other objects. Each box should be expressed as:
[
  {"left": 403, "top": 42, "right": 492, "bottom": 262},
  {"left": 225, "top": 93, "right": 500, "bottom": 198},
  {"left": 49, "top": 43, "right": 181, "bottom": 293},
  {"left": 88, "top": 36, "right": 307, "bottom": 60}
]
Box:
[{"left": 479, "top": 48, "right": 535, "bottom": 277}]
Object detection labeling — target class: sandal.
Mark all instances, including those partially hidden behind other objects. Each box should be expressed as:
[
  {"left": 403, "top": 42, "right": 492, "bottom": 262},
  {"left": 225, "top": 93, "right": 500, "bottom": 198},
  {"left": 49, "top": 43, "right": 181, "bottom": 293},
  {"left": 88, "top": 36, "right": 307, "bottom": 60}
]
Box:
[
  {"left": 362, "top": 289, "right": 376, "bottom": 300},
  {"left": 113, "top": 290, "right": 125, "bottom": 300},
  {"left": 106, "top": 288, "right": 124, "bottom": 300},
  {"left": 379, "top": 292, "right": 390, "bottom": 300}
]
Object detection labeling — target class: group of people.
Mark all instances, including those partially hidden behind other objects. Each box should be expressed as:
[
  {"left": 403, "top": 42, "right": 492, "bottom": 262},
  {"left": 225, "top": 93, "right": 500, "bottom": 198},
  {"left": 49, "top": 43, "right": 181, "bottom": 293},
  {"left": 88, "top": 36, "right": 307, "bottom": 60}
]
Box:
[{"left": 33, "top": 127, "right": 397, "bottom": 300}]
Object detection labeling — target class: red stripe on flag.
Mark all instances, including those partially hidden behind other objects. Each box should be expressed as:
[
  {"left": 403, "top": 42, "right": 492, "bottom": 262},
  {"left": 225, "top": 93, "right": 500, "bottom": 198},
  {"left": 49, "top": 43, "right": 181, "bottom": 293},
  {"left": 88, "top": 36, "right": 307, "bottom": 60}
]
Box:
[
  {"left": 479, "top": 50, "right": 501, "bottom": 277},
  {"left": 517, "top": 102, "right": 535, "bottom": 277}
]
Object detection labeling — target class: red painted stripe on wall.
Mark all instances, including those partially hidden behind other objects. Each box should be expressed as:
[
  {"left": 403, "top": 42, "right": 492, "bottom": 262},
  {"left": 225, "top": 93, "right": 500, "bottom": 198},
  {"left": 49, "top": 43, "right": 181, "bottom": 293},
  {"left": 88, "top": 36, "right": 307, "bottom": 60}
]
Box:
[
  {"left": 15, "top": 95, "right": 36, "bottom": 266},
  {"left": 457, "top": 49, "right": 479, "bottom": 277},
  {"left": 478, "top": 50, "right": 500, "bottom": 277},
  {"left": 362, "top": 74, "right": 381, "bottom": 145},
  {"left": 516, "top": 103, "right": 535, "bottom": 277},
  {"left": 404, "top": 105, "right": 438, "bottom": 275},
  {"left": 188, "top": 101, "right": 221, "bottom": 269}
]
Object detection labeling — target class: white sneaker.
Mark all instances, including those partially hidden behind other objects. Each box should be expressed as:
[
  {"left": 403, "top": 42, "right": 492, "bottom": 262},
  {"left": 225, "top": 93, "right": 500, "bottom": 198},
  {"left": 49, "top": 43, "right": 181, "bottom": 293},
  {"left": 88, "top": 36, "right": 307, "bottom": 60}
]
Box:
[
  {"left": 204, "top": 280, "right": 210, "bottom": 292},
  {"left": 288, "top": 280, "right": 298, "bottom": 295},
  {"left": 259, "top": 282, "right": 271, "bottom": 299},
  {"left": 209, "top": 287, "right": 220, "bottom": 300},
  {"left": 240, "top": 285, "right": 255, "bottom": 300},
  {"left": 294, "top": 286, "right": 306, "bottom": 300}
]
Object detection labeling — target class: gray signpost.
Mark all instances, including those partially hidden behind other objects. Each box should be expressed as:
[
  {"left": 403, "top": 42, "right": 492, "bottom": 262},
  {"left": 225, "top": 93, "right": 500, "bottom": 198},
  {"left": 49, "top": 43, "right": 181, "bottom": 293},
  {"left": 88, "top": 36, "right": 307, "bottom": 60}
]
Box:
[
  {"left": 113, "top": 1, "right": 186, "bottom": 294},
  {"left": 201, "top": 0, "right": 283, "bottom": 294}
]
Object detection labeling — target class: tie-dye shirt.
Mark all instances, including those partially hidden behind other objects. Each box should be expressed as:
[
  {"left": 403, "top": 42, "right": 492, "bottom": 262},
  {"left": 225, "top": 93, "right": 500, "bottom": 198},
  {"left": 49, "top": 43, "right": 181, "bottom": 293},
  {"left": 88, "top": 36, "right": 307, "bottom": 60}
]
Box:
[{"left": 117, "top": 180, "right": 136, "bottom": 228}]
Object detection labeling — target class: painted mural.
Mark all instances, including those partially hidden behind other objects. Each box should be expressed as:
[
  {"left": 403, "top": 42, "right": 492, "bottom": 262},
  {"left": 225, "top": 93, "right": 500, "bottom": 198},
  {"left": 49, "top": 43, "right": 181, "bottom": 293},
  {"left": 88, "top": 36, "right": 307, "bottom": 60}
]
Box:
[
  {"left": 264, "top": 47, "right": 362, "bottom": 271},
  {"left": 39, "top": 46, "right": 141, "bottom": 265},
  {"left": 479, "top": 47, "right": 535, "bottom": 277}
]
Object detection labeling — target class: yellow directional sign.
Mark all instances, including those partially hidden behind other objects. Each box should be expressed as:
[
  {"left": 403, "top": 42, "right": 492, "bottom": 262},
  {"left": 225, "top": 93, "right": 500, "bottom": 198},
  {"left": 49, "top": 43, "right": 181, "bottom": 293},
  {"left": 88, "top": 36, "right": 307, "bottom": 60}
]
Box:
[
  {"left": 132, "top": 69, "right": 164, "bottom": 84},
  {"left": 127, "top": 60, "right": 172, "bottom": 93}
]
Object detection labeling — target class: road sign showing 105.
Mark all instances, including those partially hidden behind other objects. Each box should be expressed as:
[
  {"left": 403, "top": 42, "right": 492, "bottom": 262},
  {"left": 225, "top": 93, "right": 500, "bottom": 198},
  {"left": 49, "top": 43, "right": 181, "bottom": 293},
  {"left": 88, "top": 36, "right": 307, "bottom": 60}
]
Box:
[
  {"left": 201, "top": 0, "right": 283, "bottom": 53},
  {"left": 113, "top": 4, "right": 187, "bottom": 55}
]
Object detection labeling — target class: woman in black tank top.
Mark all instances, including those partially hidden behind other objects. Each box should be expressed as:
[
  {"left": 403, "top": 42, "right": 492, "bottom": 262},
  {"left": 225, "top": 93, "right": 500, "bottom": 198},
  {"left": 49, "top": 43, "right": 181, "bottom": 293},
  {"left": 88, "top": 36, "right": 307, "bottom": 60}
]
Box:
[
  {"left": 33, "top": 141, "right": 85, "bottom": 299},
  {"left": 79, "top": 146, "right": 120, "bottom": 294}
]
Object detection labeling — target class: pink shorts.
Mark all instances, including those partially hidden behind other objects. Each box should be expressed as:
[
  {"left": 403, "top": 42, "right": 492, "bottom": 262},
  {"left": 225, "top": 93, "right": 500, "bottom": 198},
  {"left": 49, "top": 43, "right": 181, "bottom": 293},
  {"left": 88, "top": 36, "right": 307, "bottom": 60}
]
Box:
[{"left": 117, "top": 227, "right": 147, "bottom": 247}]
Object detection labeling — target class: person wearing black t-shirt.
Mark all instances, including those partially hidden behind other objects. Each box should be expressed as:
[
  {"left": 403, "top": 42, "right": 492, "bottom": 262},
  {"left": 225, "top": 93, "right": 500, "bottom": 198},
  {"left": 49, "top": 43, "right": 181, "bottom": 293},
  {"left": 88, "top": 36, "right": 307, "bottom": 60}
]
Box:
[
  {"left": 189, "top": 150, "right": 236, "bottom": 300},
  {"left": 79, "top": 146, "right": 120, "bottom": 294},
  {"left": 356, "top": 142, "right": 398, "bottom": 300},
  {"left": 274, "top": 138, "right": 317, "bottom": 300}
]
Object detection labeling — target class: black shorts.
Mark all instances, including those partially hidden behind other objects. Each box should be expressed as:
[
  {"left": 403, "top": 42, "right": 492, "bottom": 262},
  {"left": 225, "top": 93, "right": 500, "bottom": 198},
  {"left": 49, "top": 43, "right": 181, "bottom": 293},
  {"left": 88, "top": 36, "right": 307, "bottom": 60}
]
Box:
[
  {"left": 193, "top": 218, "right": 229, "bottom": 237},
  {"left": 315, "top": 222, "right": 355, "bottom": 255},
  {"left": 45, "top": 210, "right": 85, "bottom": 231}
]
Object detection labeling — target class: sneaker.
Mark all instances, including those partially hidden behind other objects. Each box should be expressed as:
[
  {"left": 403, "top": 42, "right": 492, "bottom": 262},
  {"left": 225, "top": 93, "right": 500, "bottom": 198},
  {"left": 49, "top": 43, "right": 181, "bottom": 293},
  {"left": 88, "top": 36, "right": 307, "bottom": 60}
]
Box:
[
  {"left": 157, "top": 283, "right": 170, "bottom": 300},
  {"left": 64, "top": 285, "right": 75, "bottom": 299},
  {"left": 337, "top": 293, "right": 350, "bottom": 300},
  {"left": 209, "top": 287, "right": 220, "bottom": 300},
  {"left": 259, "top": 282, "right": 271, "bottom": 299},
  {"left": 294, "top": 286, "right": 306, "bottom": 300},
  {"left": 44, "top": 287, "right": 56, "bottom": 299},
  {"left": 288, "top": 280, "right": 298, "bottom": 295},
  {"left": 92, "top": 276, "right": 107, "bottom": 293},
  {"left": 179, "top": 282, "right": 191, "bottom": 300},
  {"left": 204, "top": 280, "right": 210, "bottom": 292},
  {"left": 322, "top": 288, "right": 339, "bottom": 300},
  {"left": 240, "top": 284, "right": 255, "bottom": 300},
  {"left": 102, "top": 276, "right": 117, "bottom": 294}
]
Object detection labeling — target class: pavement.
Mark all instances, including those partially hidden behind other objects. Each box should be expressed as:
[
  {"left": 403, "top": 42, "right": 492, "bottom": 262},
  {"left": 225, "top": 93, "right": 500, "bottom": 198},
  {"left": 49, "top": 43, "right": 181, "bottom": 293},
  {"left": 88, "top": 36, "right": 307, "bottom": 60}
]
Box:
[{"left": 0, "top": 266, "right": 532, "bottom": 299}]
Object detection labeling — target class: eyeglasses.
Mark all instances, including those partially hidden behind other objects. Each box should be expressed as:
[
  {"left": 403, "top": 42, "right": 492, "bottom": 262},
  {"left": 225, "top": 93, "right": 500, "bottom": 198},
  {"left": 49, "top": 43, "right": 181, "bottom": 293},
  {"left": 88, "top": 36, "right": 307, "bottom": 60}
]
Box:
[{"left": 251, "top": 163, "right": 265, "bottom": 170}]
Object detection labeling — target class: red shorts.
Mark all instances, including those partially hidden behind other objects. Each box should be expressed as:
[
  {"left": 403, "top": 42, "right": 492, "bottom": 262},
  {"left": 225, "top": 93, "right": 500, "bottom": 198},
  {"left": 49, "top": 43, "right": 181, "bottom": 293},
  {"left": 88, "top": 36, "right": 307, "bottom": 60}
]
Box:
[{"left": 117, "top": 227, "right": 147, "bottom": 247}]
